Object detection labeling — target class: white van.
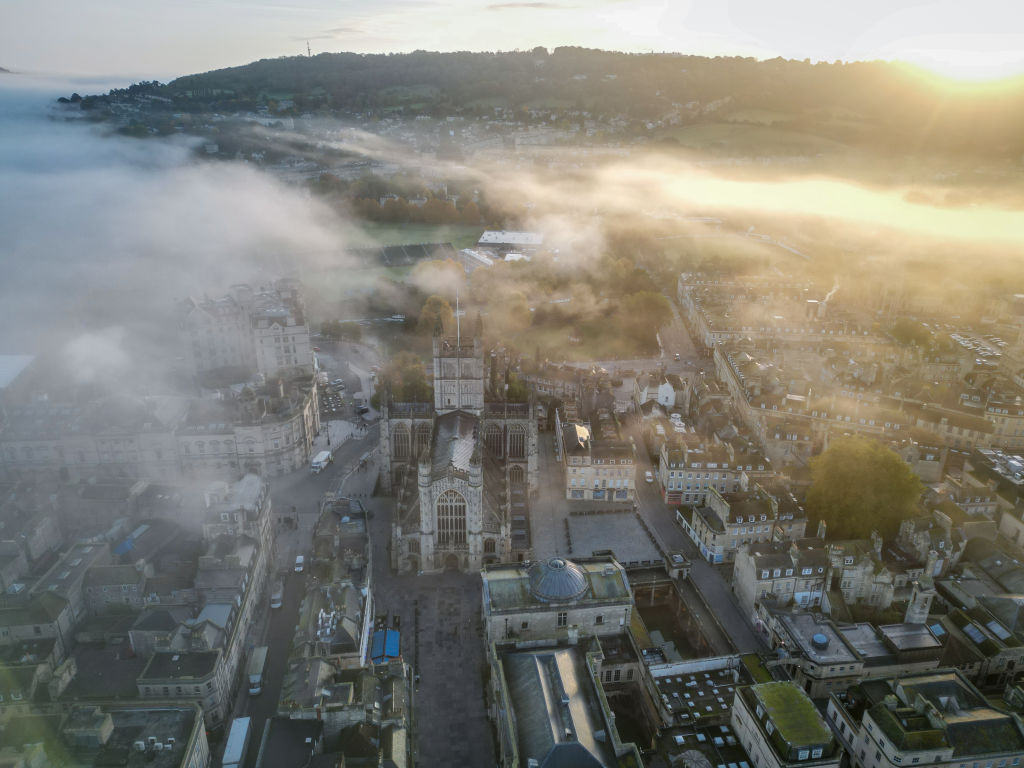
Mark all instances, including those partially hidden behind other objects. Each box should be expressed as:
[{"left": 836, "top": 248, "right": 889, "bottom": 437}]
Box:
[
  {"left": 310, "top": 451, "right": 332, "bottom": 474},
  {"left": 294, "top": 555, "right": 305, "bottom": 573}
]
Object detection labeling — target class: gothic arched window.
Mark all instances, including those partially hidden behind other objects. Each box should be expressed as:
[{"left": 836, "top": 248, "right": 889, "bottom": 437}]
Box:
[
  {"left": 436, "top": 490, "right": 467, "bottom": 547},
  {"left": 508, "top": 425, "right": 527, "bottom": 459},
  {"left": 484, "top": 424, "right": 504, "bottom": 458},
  {"left": 393, "top": 425, "right": 411, "bottom": 460},
  {"left": 415, "top": 423, "right": 431, "bottom": 456}
]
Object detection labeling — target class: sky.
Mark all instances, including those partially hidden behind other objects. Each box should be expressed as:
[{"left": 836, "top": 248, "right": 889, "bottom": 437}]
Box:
[{"left": 3, "top": 0, "right": 1024, "bottom": 83}]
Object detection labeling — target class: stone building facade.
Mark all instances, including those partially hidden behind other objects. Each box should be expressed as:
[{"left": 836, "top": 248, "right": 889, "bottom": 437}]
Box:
[{"left": 381, "top": 324, "right": 538, "bottom": 574}]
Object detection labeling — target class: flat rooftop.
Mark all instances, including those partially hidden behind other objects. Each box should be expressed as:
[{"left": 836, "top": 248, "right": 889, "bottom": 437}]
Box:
[
  {"left": 139, "top": 651, "right": 219, "bottom": 681},
  {"left": 748, "top": 682, "right": 832, "bottom": 746},
  {"left": 478, "top": 230, "right": 544, "bottom": 246},
  {"left": 879, "top": 623, "right": 943, "bottom": 652},
  {"left": 839, "top": 623, "right": 890, "bottom": 662},
  {"left": 566, "top": 512, "right": 661, "bottom": 565},
  {"left": 654, "top": 667, "right": 745, "bottom": 726},
  {"left": 778, "top": 614, "right": 857, "bottom": 665}
]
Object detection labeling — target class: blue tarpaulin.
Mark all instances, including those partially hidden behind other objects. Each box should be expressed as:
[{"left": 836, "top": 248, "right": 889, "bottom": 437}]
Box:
[{"left": 370, "top": 629, "right": 400, "bottom": 664}]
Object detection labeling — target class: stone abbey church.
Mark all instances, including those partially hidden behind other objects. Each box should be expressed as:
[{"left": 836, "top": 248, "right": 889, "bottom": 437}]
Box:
[{"left": 380, "top": 323, "right": 538, "bottom": 574}]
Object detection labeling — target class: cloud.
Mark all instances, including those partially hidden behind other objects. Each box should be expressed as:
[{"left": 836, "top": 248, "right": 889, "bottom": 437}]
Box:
[
  {"left": 487, "top": 2, "right": 567, "bottom": 10},
  {"left": 294, "top": 26, "right": 364, "bottom": 42},
  {"left": 0, "top": 80, "right": 354, "bottom": 380}
]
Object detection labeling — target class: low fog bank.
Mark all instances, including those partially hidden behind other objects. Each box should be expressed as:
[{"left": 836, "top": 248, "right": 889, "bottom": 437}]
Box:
[
  {"left": 4, "top": 73, "right": 1024, "bottom": 391},
  {"left": 0, "top": 79, "right": 355, "bottom": 388}
]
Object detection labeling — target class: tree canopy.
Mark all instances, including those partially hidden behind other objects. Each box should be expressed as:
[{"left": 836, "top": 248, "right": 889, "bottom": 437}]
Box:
[
  {"left": 619, "top": 291, "right": 672, "bottom": 346},
  {"left": 890, "top": 318, "right": 931, "bottom": 347},
  {"left": 417, "top": 295, "right": 455, "bottom": 335},
  {"left": 375, "top": 351, "right": 432, "bottom": 404},
  {"left": 806, "top": 437, "right": 924, "bottom": 540}
]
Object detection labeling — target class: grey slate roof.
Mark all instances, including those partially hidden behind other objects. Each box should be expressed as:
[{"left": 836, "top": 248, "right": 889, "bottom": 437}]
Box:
[{"left": 430, "top": 410, "right": 479, "bottom": 478}]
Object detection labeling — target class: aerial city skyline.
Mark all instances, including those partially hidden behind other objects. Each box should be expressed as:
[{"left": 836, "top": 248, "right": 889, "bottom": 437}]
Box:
[{"left": 1, "top": 3, "right": 1024, "bottom": 768}]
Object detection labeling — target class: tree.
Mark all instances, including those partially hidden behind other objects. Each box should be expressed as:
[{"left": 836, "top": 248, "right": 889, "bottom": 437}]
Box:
[
  {"left": 338, "top": 322, "right": 362, "bottom": 341},
  {"left": 890, "top": 318, "right": 931, "bottom": 347},
  {"left": 417, "top": 295, "right": 454, "bottom": 335},
  {"left": 376, "top": 351, "right": 432, "bottom": 404},
  {"left": 320, "top": 319, "right": 342, "bottom": 339},
  {"left": 806, "top": 437, "right": 924, "bottom": 540},
  {"left": 505, "top": 373, "right": 528, "bottom": 403},
  {"left": 619, "top": 291, "right": 672, "bottom": 347}
]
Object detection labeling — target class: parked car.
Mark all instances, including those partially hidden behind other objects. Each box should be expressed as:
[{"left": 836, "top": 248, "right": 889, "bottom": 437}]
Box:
[
  {"left": 294, "top": 555, "right": 305, "bottom": 573},
  {"left": 645, "top": 471, "right": 654, "bottom": 483}
]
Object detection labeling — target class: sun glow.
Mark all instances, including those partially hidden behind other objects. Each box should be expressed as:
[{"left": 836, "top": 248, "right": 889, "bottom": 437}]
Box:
[{"left": 899, "top": 50, "right": 1024, "bottom": 84}]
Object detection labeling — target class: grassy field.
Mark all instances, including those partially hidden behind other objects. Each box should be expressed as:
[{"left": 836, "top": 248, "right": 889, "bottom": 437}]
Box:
[{"left": 349, "top": 223, "right": 484, "bottom": 250}]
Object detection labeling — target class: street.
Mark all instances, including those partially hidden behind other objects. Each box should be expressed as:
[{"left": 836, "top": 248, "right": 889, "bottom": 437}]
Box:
[{"left": 625, "top": 417, "right": 766, "bottom": 654}]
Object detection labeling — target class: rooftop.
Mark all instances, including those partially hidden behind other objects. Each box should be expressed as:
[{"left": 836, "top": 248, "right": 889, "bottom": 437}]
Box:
[
  {"left": 860, "top": 672, "right": 1024, "bottom": 757},
  {"left": 483, "top": 557, "right": 631, "bottom": 612},
  {"left": 255, "top": 716, "right": 322, "bottom": 768},
  {"left": 430, "top": 410, "right": 479, "bottom": 477},
  {"left": 139, "top": 651, "right": 220, "bottom": 681},
  {"left": 748, "top": 682, "right": 832, "bottom": 746},
  {"left": 478, "top": 230, "right": 544, "bottom": 247},
  {"left": 502, "top": 646, "right": 616, "bottom": 768},
  {"left": 778, "top": 614, "right": 858, "bottom": 665}
]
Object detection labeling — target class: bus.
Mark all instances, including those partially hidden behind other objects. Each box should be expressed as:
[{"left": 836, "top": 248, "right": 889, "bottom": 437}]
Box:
[
  {"left": 247, "top": 646, "right": 269, "bottom": 695},
  {"left": 222, "top": 717, "right": 251, "bottom": 768}
]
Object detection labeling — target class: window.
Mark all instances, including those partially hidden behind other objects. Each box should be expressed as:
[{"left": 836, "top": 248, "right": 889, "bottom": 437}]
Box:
[
  {"left": 508, "top": 425, "right": 527, "bottom": 459},
  {"left": 521, "top": 621, "right": 529, "bottom": 630},
  {"left": 436, "top": 490, "right": 467, "bottom": 546},
  {"left": 766, "top": 721, "right": 774, "bottom": 735},
  {"left": 484, "top": 424, "right": 503, "bottom": 457},
  {"left": 798, "top": 751, "right": 809, "bottom": 761},
  {"left": 557, "top": 612, "right": 568, "bottom": 627},
  {"left": 484, "top": 538, "right": 496, "bottom": 554},
  {"left": 595, "top": 615, "right": 604, "bottom": 625},
  {"left": 812, "top": 748, "right": 823, "bottom": 759},
  {"left": 613, "top": 669, "right": 621, "bottom": 682},
  {"left": 393, "top": 426, "right": 411, "bottom": 460},
  {"left": 408, "top": 539, "right": 420, "bottom": 554}
]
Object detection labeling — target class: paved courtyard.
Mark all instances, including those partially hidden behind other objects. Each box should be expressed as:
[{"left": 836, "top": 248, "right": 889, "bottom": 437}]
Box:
[
  {"left": 361, "top": 495, "right": 497, "bottom": 768},
  {"left": 567, "top": 509, "right": 661, "bottom": 563}
]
